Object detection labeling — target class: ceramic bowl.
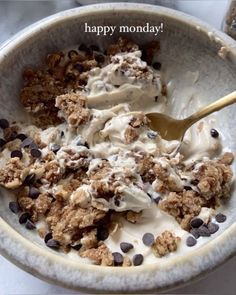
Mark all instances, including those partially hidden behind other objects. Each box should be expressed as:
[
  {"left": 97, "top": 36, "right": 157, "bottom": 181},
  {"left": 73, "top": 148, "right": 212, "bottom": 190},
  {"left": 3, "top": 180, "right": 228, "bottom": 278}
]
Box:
[{"left": 0, "top": 3, "right": 236, "bottom": 293}]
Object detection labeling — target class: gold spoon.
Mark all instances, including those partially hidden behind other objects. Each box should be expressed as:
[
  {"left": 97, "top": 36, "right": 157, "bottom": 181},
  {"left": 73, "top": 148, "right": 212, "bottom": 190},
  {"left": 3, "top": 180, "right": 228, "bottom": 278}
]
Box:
[{"left": 146, "top": 91, "right": 236, "bottom": 141}]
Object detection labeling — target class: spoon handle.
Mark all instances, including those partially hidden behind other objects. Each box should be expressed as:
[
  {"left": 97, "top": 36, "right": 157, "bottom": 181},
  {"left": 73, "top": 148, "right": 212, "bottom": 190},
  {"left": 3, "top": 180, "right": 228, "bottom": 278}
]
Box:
[{"left": 185, "top": 91, "right": 236, "bottom": 126}]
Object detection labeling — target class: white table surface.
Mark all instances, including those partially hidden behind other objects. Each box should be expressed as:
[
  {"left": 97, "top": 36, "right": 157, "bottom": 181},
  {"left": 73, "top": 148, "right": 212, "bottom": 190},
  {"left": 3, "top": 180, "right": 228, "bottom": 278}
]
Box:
[{"left": 0, "top": 1, "right": 236, "bottom": 294}]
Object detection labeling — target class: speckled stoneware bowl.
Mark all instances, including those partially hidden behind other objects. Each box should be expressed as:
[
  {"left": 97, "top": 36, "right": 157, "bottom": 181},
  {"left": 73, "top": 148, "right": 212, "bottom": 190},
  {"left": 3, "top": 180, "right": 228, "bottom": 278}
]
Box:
[{"left": 0, "top": 3, "right": 236, "bottom": 293}]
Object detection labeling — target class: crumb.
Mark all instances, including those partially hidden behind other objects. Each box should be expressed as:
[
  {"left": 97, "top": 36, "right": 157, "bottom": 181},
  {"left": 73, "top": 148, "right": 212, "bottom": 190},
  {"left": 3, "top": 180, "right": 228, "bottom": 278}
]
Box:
[
  {"left": 80, "top": 243, "right": 114, "bottom": 266},
  {"left": 152, "top": 231, "right": 180, "bottom": 257},
  {"left": 56, "top": 92, "right": 90, "bottom": 127}
]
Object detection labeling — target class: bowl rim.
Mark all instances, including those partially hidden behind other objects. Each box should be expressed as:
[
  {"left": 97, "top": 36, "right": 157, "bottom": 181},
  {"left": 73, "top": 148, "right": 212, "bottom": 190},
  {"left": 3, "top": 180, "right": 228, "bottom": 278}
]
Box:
[{"left": 0, "top": 2, "right": 236, "bottom": 293}]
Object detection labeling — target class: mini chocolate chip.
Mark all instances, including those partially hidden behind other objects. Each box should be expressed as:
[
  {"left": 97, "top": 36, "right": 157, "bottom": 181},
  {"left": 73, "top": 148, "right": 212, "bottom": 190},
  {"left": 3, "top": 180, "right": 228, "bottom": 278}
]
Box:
[
  {"left": 207, "top": 222, "right": 219, "bottom": 234},
  {"left": 190, "top": 179, "right": 199, "bottom": 186},
  {"left": 29, "top": 186, "right": 40, "bottom": 199},
  {"left": 154, "top": 196, "right": 162, "bottom": 204},
  {"left": 71, "top": 243, "right": 82, "bottom": 251},
  {"left": 120, "top": 242, "right": 133, "bottom": 253},
  {"left": 184, "top": 186, "right": 192, "bottom": 191},
  {"left": 21, "top": 137, "right": 34, "bottom": 148},
  {"left": 95, "top": 54, "right": 105, "bottom": 63},
  {"left": 155, "top": 96, "right": 158, "bottom": 102},
  {"left": 16, "top": 133, "right": 27, "bottom": 141},
  {"left": 19, "top": 212, "right": 30, "bottom": 224},
  {"left": 215, "top": 213, "right": 227, "bottom": 223},
  {"left": 84, "top": 141, "right": 89, "bottom": 149},
  {"left": 186, "top": 236, "right": 197, "bottom": 247},
  {"left": 78, "top": 43, "right": 88, "bottom": 51},
  {"left": 190, "top": 218, "right": 203, "bottom": 228},
  {"left": 11, "top": 150, "right": 23, "bottom": 159},
  {"left": 31, "top": 149, "right": 42, "bottom": 158},
  {"left": 114, "top": 197, "right": 120, "bottom": 207},
  {"left": 90, "top": 44, "right": 100, "bottom": 51},
  {"left": 198, "top": 225, "right": 211, "bottom": 237},
  {"left": 0, "top": 119, "right": 9, "bottom": 129},
  {"left": 133, "top": 254, "right": 144, "bottom": 266},
  {"left": 68, "top": 50, "right": 78, "bottom": 59},
  {"left": 44, "top": 232, "right": 53, "bottom": 244},
  {"left": 51, "top": 144, "right": 61, "bottom": 154},
  {"left": 46, "top": 238, "right": 60, "bottom": 250},
  {"left": 97, "top": 225, "right": 109, "bottom": 241},
  {"left": 0, "top": 138, "right": 6, "bottom": 147},
  {"left": 190, "top": 228, "right": 200, "bottom": 239},
  {"left": 9, "top": 201, "right": 20, "bottom": 214},
  {"left": 112, "top": 252, "right": 123, "bottom": 266},
  {"left": 153, "top": 61, "right": 162, "bottom": 70},
  {"left": 147, "top": 131, "right": 158, "bottom": 139},
  {"left": 24, "top": 173, "right": 36, "bottom": 185},
  {"left": 142, "top": 233, "right": 155, "bottom": 246},
  {"left": 25, "top": 219, "right": 36, "bottom": 230},
  {"left": 60, "top": 131, "right": 64, "bottom": 137},
  {"left": 74, "top": 63, "right": 84, "bottom": 73},
  {"left": 210, "top": 128, "right": 219, "bottom": 138}
]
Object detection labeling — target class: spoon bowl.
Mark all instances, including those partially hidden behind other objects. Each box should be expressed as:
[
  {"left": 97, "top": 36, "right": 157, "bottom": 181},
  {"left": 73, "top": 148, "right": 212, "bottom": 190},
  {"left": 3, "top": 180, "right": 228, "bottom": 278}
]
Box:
[{"left": 146, "top": 91, "right": 236, "bottom": 141}]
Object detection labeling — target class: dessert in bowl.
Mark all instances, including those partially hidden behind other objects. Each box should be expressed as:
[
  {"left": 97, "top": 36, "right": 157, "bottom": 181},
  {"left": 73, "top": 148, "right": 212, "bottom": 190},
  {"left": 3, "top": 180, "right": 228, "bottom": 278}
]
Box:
[{"left": 0, "top": 3, "right": 236, "bottom": 293}]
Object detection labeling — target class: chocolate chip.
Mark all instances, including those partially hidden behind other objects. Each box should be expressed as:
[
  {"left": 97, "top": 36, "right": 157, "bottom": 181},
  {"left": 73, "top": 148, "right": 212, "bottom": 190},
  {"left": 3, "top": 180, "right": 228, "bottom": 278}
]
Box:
[
  {"left": 21, "top": 137, "right": 34, "bottom": 148},
  {"left": 74, "top": 63, "right": 84, "bottom": 73},
  {"left": 112, "top": 252, "right": 123, "bottom": 266},
  {"left": 51, "top": 144, "right": 61, "bottom": 154},
  {"left": 184, "top": 186, "right": 192, "bottom": 191},
  {"left": 154, "top": 196, "right": 162, "bottom": 204},
  {"left": 133, "top": 254, "right": 144, "bottom": 266},
  {"left": 142, "top": 233, "right": 155, "bottom": 246},
  {"left": 19, "top": 212, "right": 30, "bottom": 224},
  {"left": 190, "top": 179, "right": 199, "bottom": 186},
  {"left": 210, "top": 128, "right": 219, "bottom": 138},
  {"left": 95, "top": 54, "right": 105, "bottom": 63},
  {"left": 44, "top": 232, "right": 53, "bottom": 244},
  {"left": 25, "top": 219, "right": 36, "bottom": 230},
  {"left": 29, "top": 186, "right": 40, "bottom": 199},
  {"left": 215, "top": 213, "right": 227, "bottom": 223},
  {"left": 190, "top": 218, "right": 203, "bottom": 229},
  {"left": 0, "top": 138, "right": 6, "bottom": 147},
  {"left": 114, "top": 197, "right": 120, "bottom": 207},
  {"left": 9, "top": 201, "right": 20, "bottom": 214},
  {"left": 147, "top": 131, "right": 158, "bottom": 139},
  {"left": 24, "top": 173, "right": 36, "bottom": 185},
  {"left": 68, "top": 50, "right": 78, "bottom": 59},
  {"left": 11, "top": 150, "right": 23, "bottom": 159},
  {"left": 186, "top": 236, "right": 197, "bottom": 247},
  {"left": 207, "top": 222, "right": 219, "bottom": 234},
  {"left": 16, "top": 133, "right": 27, "bottom": 141},
  {"left": 30, "top": 149, "right": 42, "bottom": 158},
  {"left": 97, "top": 225, "right": 109, "bottom": 241},
  {"left": 198, "top": 225, "right": 211, "bottom": 237},
  {"left": 78, "top": 44, "right": 88, "bottom": 51},
  {"left": 71, "top": 243, "right": 82, "bottom": 251},
  {"left": 190, "top": 228, "right": 200, "bottom": 239},
  {"left": 46, "top": 238, "right": 60, "bottom": 250},
  {"left": 120, "top": 242, "right": 133, "bottom": 253},
  {"left": 60, "top": 131, "right": 64, "bottom": 138},
  {"left": 90, "top": 44, "right": 100, "bottom": 51},
  {"left": 153, "top": 61, "right": 162, "bottom": 70},
  {"left": 0, "top": 119, "right": 9, "bottom": 129}
]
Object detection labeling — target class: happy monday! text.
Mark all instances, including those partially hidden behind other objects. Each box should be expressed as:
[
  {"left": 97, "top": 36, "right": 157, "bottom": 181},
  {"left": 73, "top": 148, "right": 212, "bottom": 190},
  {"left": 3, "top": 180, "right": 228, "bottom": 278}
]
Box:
[{"left": 84, "top": 22, "right": 164, "bottom": 36}]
